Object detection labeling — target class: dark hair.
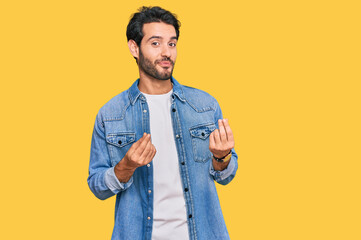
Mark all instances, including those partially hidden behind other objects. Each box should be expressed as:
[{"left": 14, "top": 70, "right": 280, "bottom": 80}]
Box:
[{"left": 126, "top": 6, "right": 181, "bottom": 47}]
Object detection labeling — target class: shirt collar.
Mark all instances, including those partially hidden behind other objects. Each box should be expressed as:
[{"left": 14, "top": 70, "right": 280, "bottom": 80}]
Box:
[{"left": 128, "top": 76, "right": 186, "bottom": 105}]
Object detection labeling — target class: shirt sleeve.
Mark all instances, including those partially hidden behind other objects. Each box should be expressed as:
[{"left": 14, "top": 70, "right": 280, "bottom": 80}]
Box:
[
  {"left": 104, "top": 167, "right": 133, "bottom": 195},
  {"left": 209, "top": 148, "right": 238, "bottom": 185},
  {"left": 87, "top": 112, "right": 133, "bottom": 200},
  {"left": 208, "top": 99, "right": 239, "bottom": 185}
]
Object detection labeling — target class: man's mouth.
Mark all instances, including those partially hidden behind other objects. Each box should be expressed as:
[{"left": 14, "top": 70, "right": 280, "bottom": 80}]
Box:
[
  {"left": 156, "top": 59, "right": 173, "bottom": 68},
  {"left": 158, "top": 61, "right": 172, "bottom": 67}
]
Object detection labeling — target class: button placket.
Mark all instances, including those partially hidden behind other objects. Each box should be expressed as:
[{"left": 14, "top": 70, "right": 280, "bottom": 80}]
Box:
[
  {"left": 170, "top": 100, "right": 196, "bottom": 237},
  {"left": 140, "top": 99, "right": 153, "bottom": 236}
]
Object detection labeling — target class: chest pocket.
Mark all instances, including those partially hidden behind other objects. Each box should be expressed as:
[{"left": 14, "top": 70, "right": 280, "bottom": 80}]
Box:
[
  {"left": 189, "top": 123, "right": 216, "bottom": 163},
  {"left": 106, "top": 132, "right": 135, "bottom": 166}
]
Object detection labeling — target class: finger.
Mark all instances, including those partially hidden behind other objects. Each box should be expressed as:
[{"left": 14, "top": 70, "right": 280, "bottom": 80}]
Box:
[
  {"left": 126, "top": 135, "right": 140, "bottom": 158},
  {"left": 223, "top": 119, "right": 234, "bottom": 144},
  {"left": 128, "top": 132, "right": 147, "bottom": 155},
  {"left": 213, "top": 128, "right": 221, "bottom": 146},
  {"left": 134, "top": 134, "right": 151, "bottom": 158},
  {"left": 138, "top": 135, "right": 152, "bottom": 160},
  {"left": 131, "top": 132, "right": 147, "bottom": 149},
  {"left": 144, "top": 144, "right": 156, "bottom": 164},
  {"left": 218, "top": 119, "right": 227, "bottom": 144},
  {"left": 209, "top": 131, "right": 215, "bottom": 150}
]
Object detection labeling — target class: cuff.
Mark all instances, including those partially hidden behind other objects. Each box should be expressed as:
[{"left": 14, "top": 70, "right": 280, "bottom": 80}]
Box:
[
  {"left": 209, "top": 156, "right": 236, "bottom": 182},
  {"left": 104, "top": 167, "right": 133, "bottom": 194}
]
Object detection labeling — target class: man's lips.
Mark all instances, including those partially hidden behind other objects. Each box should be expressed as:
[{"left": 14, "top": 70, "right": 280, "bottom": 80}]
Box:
[{"left": 158, "top": 61, "right": 172, "bottom": 67}]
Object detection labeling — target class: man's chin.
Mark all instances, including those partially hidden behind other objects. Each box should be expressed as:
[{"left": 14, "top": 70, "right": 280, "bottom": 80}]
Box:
[
  {"left": 156, "top": 69, "right": 173, "bottom": 80},
  {"left": 156, "top": 74, "right": 172, "bottom": 81}
]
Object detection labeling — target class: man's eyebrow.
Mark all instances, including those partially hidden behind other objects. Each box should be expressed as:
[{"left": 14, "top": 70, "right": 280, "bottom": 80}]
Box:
[
  {"left": 146, "top": 36, "right": 178, "bottom": 42},
  {"left": 147, "top": 36, "right": 162, "bottom": 42}
]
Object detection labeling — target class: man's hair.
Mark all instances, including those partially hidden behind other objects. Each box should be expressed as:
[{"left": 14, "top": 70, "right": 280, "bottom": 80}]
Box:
[{"left": 126, "top": 6, "right": 181, "bottom": 47}]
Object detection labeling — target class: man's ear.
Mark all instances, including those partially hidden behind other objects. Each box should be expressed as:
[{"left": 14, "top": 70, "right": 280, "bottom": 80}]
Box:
[{"left": 128, "top": 40, "right": 139, "bottom": 60}]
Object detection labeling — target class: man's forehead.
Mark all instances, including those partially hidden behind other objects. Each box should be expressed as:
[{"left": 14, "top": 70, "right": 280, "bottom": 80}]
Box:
[{"left": 142, "top": 22, "right": 176, "bottom": 38}]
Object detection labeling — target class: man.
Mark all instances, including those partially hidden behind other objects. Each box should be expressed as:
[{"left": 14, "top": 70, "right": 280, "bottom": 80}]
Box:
[{"left": 88, "top": 6, "right": 238, "bottom": 240}]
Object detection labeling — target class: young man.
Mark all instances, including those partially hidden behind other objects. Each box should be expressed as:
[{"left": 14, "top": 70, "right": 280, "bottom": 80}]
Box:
[{"left": 88, "top": 6, "right": 238, "bottom": 240}]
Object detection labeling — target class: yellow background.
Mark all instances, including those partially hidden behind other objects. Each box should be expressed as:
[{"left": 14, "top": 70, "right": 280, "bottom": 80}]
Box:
[{"left": 1, "top": 0, "right": 360, "bottom": 239}]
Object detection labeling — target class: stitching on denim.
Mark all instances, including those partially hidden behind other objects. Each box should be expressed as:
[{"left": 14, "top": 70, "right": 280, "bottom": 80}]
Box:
[
  {"left": 128, "top": 87, "right": 142, "bottom": 106},
  {"left": 106, "top": 132, "right": 136, "bottom": 148},
  {"left": 173, "top": 103, "right": 198, "bottom": 240},
  {"left": 103, "top": 102, "right": 131, "bottom": 122},
  {"left": 189, "top": 122, "right": 216, "bottom": 131},
  {"left": 189, "top": 123, "right": 216, "bottom": 163},
  {"left": 185, "top": 99, "right": 215, "bottom": 113}
]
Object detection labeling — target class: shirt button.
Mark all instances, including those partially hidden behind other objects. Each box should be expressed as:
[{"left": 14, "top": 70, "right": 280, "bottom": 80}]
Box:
[
  {"left": 147, "top": 217, "right": 151, "bottom": 220},
  {"left": 172, "top": 108, "right": 176, "bottom": 112},
  {"left": 175, "top": 134, "right": 179, "bottom": 138},
  {"left": 181, "top": 162, "right": 185, "bottom": 165},
  {"left": 148, "top": 190, "right": 152, "bottom": 194},
  {"left": 143, "top": 109, "right": 147, "bottom": 113},
  {"left": 184, "top": 188, "right": 188, "bottom": 192},
  {"left": 147, "top": 164, "right": 150, "bottom": 167},
  {"left": 188, "top": 214, "right": 192, "bottom": 218},
  {"left": 118, "top": 140, "right": 122, "bottom": 145}
]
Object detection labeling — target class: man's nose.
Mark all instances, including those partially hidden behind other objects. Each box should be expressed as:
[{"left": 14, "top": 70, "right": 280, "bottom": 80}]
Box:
[{"left": 161, "top": 45, "right": 171, "bottom": 58}]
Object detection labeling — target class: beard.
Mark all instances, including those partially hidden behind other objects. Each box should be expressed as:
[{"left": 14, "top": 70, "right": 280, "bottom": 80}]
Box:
[{"left": 138, "top": 50, "right": 175, "bottom": 81}]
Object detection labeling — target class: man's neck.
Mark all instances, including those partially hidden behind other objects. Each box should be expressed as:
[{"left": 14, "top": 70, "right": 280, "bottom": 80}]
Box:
[{"left": 138, "top": 74, "right": 173, "bottom": 95}]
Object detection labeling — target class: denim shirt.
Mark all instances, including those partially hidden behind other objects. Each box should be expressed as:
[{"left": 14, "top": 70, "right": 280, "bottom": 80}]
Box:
[{"left": 88, "top": 77, "right": 238, "bottom": 240}]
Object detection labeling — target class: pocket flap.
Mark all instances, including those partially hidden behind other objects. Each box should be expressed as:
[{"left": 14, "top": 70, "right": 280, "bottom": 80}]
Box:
[
  {"left": 106, "top": 132, "right": 135, "bottom": 148},
  {"left": 189, "top": 123, "right": 216, "bottom": 140}
]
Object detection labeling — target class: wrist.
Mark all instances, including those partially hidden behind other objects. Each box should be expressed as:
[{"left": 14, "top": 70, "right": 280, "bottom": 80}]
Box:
[
  {"left": 118, "top": 156, "right": 137, "bottom": 171},
  {"left": 114, "top": 159, "right": 136, "bottom": 183},
  {"left": 115, "top": 162, "right": 136, "bottom": 173},
  {"left": 213, "top": 150, "right": 232, "bottom": 163},
  {"left": 212, "top": 158, "right": 230, "bottom": 171}
]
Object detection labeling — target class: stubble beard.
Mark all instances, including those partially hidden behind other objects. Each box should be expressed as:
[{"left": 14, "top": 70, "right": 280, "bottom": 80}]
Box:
[{"left": 138, "top": 50, "right": 175, "bottom": 81}]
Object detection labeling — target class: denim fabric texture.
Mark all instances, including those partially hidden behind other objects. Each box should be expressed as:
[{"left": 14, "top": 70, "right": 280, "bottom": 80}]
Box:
[{"left": 88, "top": 77, "right": 239, "bottom": 240}]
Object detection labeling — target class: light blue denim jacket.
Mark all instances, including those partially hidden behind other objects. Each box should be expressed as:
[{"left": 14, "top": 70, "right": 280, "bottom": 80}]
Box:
[{"left": 88, "top": 77, "right": 238, "bottom": 240}]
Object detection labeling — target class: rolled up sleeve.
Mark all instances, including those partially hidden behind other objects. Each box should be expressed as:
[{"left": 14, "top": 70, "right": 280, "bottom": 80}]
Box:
[
  {"left": 104, "top": 167, "right": 133, "bottom": 195},
  {"left": 209, "top": 148, "right": 238, "bottom": 185}
]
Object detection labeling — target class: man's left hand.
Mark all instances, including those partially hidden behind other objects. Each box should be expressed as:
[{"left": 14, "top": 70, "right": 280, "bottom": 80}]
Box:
[{"left": 209, "top": 119, "right": 235, "bottom": 159}]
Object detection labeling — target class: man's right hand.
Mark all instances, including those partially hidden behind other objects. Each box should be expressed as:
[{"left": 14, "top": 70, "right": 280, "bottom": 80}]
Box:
[{"left": 114, "top": 133, "right": 156, "bottom": 183}]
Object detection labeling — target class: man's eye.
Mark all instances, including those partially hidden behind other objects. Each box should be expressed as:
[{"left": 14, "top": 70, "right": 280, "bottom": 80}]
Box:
[
  {"left": 152, "top": 42, "right": 160, "bottom": 46},
  {"left": 169, "top": 43, "right": 176, "bottom": 47}
]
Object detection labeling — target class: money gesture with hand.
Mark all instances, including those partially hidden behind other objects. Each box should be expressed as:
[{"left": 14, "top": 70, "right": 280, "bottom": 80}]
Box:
[{"left": 209, "top": 119, "right": 235, "bottom": 168}]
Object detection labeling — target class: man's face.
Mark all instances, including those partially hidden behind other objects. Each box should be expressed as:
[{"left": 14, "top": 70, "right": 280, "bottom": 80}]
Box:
[{"left": 138, "top": 22, "right": 177, "bottom": 81}]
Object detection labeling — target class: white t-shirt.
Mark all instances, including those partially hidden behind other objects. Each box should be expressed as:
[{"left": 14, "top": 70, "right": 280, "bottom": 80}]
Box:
[{"left": 142, "top": 89, "right": 189, "bottom": 240}]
